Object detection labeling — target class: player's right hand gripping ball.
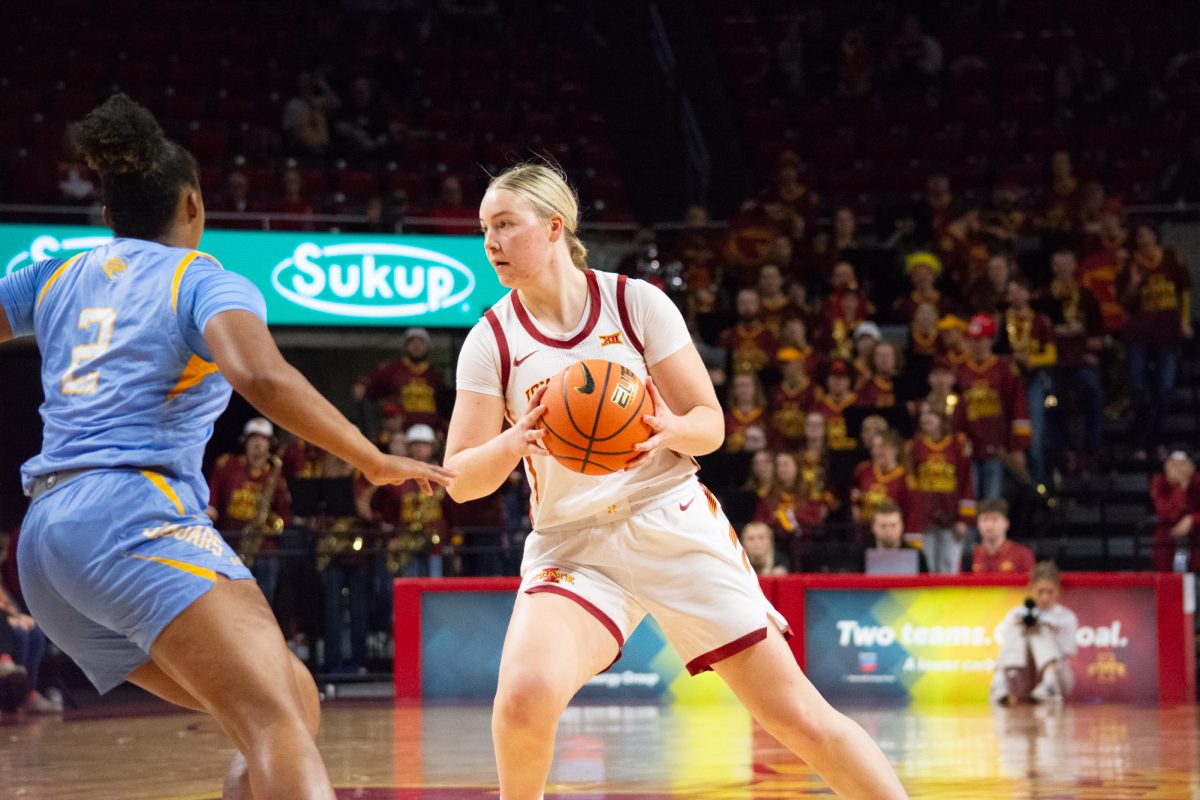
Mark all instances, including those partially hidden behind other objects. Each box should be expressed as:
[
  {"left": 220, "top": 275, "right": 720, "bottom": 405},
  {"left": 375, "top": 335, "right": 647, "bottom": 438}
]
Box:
[{"left": 540, "top": 359, "right": 654, "bottom": 474}]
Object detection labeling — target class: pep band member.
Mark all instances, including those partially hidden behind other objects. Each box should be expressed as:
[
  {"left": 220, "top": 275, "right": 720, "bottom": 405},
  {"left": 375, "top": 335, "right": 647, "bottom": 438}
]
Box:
[
  {"left": 444, "top": 163, "right": 906, "bottom": 800},
  {"left": 0, "top": 95, "right": 455, "bottom": 800}
]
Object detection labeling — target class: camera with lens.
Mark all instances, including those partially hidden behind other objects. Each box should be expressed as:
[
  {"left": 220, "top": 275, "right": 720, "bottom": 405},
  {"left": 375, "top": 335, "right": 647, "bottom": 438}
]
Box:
[{"left": 1021, "top": 598, "right": 1040, "bottom": 628}]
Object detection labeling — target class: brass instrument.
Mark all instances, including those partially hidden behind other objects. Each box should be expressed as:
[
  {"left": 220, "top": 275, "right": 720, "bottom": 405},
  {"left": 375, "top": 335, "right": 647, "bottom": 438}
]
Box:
[
  {"left": 385, "top": 487, "right": 446, "bottom": 574},
  {"left": 315, "top": 517, "right": 362, "bottom": 573},
  {"left": 238, "top": 455, "right": 284, "bottom": 568}
]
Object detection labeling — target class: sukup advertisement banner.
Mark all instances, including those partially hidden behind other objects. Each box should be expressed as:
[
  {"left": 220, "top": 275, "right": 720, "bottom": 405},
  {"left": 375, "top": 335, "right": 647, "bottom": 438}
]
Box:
[{"left": 0, "top": 223, "right": 506, "bottom": 327}]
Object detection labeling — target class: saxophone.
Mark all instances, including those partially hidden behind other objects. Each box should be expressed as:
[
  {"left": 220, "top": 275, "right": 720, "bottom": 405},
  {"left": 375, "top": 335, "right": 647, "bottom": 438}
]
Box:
[{"left": 238, "top": 455, "right": 284, "bottom": 568}]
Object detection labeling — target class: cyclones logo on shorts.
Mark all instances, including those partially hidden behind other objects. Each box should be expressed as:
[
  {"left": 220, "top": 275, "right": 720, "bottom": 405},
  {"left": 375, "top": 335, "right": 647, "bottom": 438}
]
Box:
[{"left": 533, "top": 567, "right": 575, "bottom": 585}]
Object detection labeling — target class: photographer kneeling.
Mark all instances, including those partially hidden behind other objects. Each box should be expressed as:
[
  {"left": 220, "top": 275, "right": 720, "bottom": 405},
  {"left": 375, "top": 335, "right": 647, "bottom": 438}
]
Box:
[{"left": 990, "top": 562, "right": 1078, "bottom": 704}]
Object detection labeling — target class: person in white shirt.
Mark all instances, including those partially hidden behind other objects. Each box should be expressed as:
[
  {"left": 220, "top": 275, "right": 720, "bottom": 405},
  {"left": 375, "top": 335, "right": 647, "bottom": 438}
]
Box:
[
  {"left": 991, "top": 561, "right": 1079, "bottom": 704},
  {"left": 444, "top": 163, "right": 907, "bottom": 800}
]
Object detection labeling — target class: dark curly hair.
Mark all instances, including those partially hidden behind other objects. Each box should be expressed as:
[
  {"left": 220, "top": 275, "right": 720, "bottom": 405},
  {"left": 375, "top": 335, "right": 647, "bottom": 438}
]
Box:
[{"left": 67, "top": 93, "right": 198, "bottom": 241}]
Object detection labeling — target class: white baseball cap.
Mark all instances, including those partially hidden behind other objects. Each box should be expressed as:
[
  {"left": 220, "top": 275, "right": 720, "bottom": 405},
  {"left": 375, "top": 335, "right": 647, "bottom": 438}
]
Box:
[
  {"left": 853, "top": 321, "right": 883, "bottom": 341},
  {"left": 405, "top": 424, "right": 437, "bottom": 444},
  {"left": 404, "top": 327, "right": 432, "bottom": 343},
  {"left": 243, "top": 417, "right": 274, "bottom": 439}
]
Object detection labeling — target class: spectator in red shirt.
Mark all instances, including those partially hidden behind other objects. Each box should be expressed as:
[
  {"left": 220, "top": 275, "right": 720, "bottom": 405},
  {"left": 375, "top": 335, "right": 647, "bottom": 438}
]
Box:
[
  {"left": 743, "top": 449, "right": 776, "bottom": 499},
  {"left": 762, "top": 156, "right": 820, "bottom": 230},
  {"left": 355, "top": 327, "right": 446, "bottom": 432},
  {"left": 724, "top": 372, "right": 774, "bottom": 453},
  {"left": 1002, "top": 275, "right": 1057, "bottom": 488},
  {"left": 757, "top": 263, "right": 792, "bottom": 336},
  {"left": 776, "top": 316, "right": 823, "bottom": 376},
  {"left": 799, "top": 412, "right": 839, "bottom": 520},
  {"left": 1149, "top": 451, "right": 1200, "bottom": 572},
  {"left": 371, "top": 425, "right": 450, "bottom": 577},
  {"left": 755, "top": 451, "right": 823, "bottom": 571},
  {"left": 851, "top": 430, "right": 911, "bottom": 527},
  {"left": 815, "top": 359, "right": 859, "bottom": 453},
  {"left": 205, "top": 418, "right": 293, "bottom": 604},
  {"left": 892, "top": 251, "right": 951, "bottom": 323},
  {"left": 282, "top": 438, "right": 331, "bottom": 481},
  {"left": 908, "top": 403, "right": 975, "bottom": 574},
  {"left": 902, "top": 302, "right": 941, "bottom": 402},
  {"left": 1119, "top": 222, "right": 1194, "bottom": 459},
  {"left": 770, "top": 346, "right": 818, "bottom": 449},
  {"left": 937, "top": 313, "right": 969, "bottom": 367},
  {"left": 955, "top": 314, "right": 1030, "bottom": 500},
  {"left": 1078, "top": 200, "right": 1130, "bottom": 335},
  {"left": 971, "top": 498, "right": 1035, "bottom": 574},
  {"left": 909, "top": 302, "right": 940, "bottom": 358},
  {"left": 206, "top": 418, "right": 293, "bottom": 533},
  {"left": 940, "top": 209, "right": 992, "bottom": 289},
  {"left": 856, "top": 340, "right": 901, "bottom": 411},
  {"left": 850, "top": 321, "right": 882, "bottom": 379},
  {"left": 719, "top": 289, "right": 779, "bottom": 375},
  {"left": 913, "top": 356, "right": 960, "bottom": 422}
]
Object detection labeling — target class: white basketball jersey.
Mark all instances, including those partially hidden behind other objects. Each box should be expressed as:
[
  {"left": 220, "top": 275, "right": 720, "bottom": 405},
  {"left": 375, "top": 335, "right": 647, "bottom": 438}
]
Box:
[{"left": 456, "top": 269, "right": 697, "bottom": 530}]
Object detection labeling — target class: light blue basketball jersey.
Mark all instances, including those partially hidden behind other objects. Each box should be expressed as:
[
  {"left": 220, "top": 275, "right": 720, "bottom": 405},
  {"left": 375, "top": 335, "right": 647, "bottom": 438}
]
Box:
[{"left": 0, "top": 238, "right": 267, "bottom": 505}]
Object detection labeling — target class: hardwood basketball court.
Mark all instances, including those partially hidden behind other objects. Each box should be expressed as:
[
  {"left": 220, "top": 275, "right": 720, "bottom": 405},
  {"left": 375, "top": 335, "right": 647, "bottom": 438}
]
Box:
[{"left": 3, "top": 700, "right": 1198, "bottom": 799}]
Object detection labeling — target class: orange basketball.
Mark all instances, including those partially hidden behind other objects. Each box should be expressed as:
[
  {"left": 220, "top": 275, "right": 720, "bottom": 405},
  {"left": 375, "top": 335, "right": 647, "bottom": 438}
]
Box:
[{"left": 539, "top": 359, "right": 654, "bottom": 475}]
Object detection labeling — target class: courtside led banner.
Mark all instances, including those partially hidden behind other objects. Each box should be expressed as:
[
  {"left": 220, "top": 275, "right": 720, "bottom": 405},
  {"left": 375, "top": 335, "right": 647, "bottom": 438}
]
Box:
[
  {"left": 804, "top": 586, "right": 1159, "bottom": 704},
  {"left": 0, "top": 223, "right": 506, "bottom": 327}
]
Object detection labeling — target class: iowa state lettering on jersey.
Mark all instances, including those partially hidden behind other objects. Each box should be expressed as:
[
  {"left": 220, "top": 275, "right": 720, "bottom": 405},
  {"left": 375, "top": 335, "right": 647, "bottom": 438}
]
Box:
[{"left": 525, "top": 377, "right": 552, "bottom": 402}]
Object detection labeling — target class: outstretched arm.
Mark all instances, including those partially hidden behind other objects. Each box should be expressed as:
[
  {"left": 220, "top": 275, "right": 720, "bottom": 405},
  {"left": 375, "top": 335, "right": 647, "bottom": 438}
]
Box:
[{"left": 204, "top": 309, "right": 455, "bottom": 493}]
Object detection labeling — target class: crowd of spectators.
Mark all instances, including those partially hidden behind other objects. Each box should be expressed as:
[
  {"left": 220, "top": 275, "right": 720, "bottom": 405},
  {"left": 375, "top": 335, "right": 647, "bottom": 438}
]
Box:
[{"left": 625, "top": 142, "right": 1196, "bottom": 578}]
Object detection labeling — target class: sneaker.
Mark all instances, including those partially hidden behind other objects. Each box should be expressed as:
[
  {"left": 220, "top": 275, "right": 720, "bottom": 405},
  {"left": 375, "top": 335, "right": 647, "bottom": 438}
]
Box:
[
  {"left": 0, "top": 657, "right": 27, "bottom": 693},
  {"left": 0, "top": 658, "right": 28, "bottom": 713},
  {"left": 1030, "top": 680, "right": 1061, "bottom": 703},
  {"left": 22, "top": 690, "right": 63, "bottom": 715}
]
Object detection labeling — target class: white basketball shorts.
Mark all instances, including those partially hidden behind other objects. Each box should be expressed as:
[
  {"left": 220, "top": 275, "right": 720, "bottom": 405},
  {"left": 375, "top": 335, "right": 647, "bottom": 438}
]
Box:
[{"left": 519, "top": 477, "right": 791, "bottom": 675}]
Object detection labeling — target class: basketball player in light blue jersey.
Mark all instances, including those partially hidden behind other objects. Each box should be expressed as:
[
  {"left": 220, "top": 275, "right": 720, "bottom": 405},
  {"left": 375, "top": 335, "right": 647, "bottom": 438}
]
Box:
[{"left": 0, "top": 95, "right": 457, "bottom": 800}]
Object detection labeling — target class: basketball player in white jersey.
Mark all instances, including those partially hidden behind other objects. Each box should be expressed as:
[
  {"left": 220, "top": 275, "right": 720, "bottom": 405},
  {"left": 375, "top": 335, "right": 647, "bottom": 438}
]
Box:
[{"left": 445, "top": 164, "right": 907, "bottom": 800}]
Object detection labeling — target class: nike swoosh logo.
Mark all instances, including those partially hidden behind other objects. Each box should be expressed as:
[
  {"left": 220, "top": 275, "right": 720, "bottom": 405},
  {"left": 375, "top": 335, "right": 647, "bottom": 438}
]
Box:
[
  {"left": 513, "top": 351, "right": 539, "bottom": 366},
  {"left": 574, "top": 363, "right": 596, "bottom": 394},
  {"left": 679, "top": 497, "right": 695, "bottom": 512}
]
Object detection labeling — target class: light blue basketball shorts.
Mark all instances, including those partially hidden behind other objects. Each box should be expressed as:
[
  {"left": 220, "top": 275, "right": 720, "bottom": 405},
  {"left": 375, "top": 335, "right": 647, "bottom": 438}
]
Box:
[{"left": 17, "top": 468, "right": 254, "bottom": 693}]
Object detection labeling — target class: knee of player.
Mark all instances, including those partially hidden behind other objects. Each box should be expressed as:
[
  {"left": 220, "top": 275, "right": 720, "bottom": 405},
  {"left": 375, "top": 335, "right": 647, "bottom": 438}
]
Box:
[
  {"left": 764, "top": 700, "right": 839, "bottom": 752},
  {"left": 493, "top": 672, "right": 567, "bottom": 730},
  {"left": 291, "top": 657, "right": 322, "bottom": 736}
]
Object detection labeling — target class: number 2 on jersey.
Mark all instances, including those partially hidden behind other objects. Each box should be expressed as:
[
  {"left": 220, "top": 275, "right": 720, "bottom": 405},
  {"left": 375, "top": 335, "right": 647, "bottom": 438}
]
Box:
[{"left": 62, "top": 308, "right": 116, "bottom": 395}]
